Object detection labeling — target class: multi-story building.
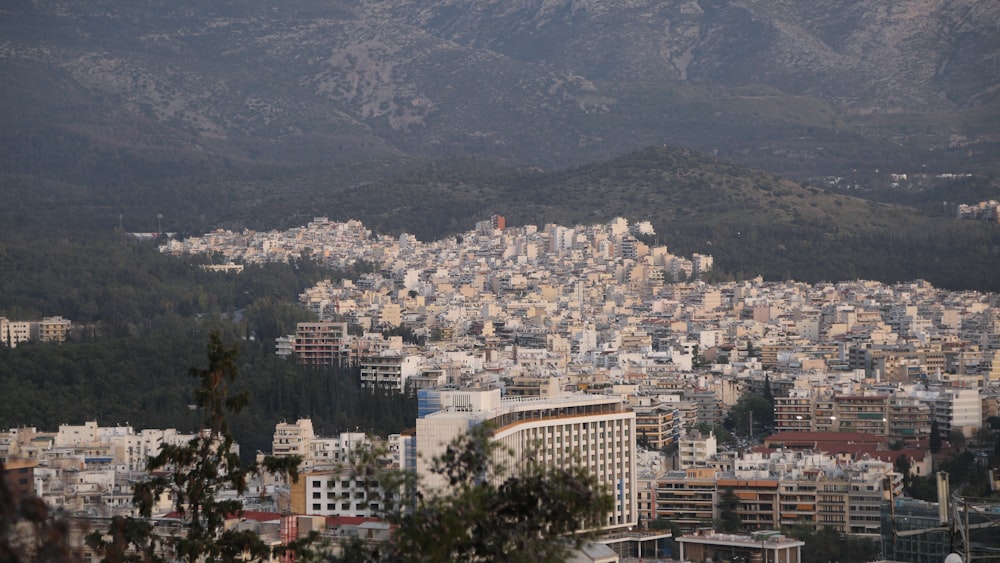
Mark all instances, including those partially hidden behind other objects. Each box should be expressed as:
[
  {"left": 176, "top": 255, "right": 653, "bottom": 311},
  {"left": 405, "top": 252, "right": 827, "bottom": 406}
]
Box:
[
  {"left": 678, "top": 430, "right": 717, "bottom": 469},
  {"left": 359, "top": 353, "right": 423, "bottom": 392},
  {"left": 834, "top": 395, "right": 888, "bottom": 436},
  {"left": 647, "top": 449, "right": 897, "bottom": 536},
  {"left": 416, "top": 388, "right": 637, "bottom": 529},
  {"left": 0, "top": 317, "right": 49, "bottom": 348},
  {"left": 685, "top": 390, "right": 724, "bottom": 427},
  {"left": 881, "top": 498, "right": 951, "bottom": 563},
  {"left": 931, "top": 388, "right": 982, "bottom": 438},
  {"left": 2, "top": 459, "right": 37, "bottom": 502},
  {"left": 291, "top": 470, "right": 388, "bottom": 518},
  {"left": 273, "top": 419, "right": 316, "bottom": 461},
  {"left": 887, "top": 394, "right": 931, "bottom": 445},
  {"left": 646, "top": 468, "right": 718, "bottom": 530},
  {"left": 272, "top": 419, "right": 369, "bottom": 471},
  {"left": 37, "top": 316, "right": 72, "bottom": 343},
  {"left": 293, "top": 321, "right": 348, "bottom": 365},
  {"left": 633, "top": 400, "right": 678, "bottom": 450},
  {"left": 774, "top": 389, "right": 813, "bottom": 433}
]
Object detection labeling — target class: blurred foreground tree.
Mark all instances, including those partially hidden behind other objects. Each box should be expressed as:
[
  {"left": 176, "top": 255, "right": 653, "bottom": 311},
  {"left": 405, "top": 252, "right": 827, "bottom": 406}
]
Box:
[
  {"left": 1, "top": 461, "right": 80, "bottom": 562},
  {"left": 85, "top": 332, "right": 611, "bottom": 562},
  {"left": 336, "top": 424, "right": 614, "bottom": 563},
  {"left": 87, "top": 332, "right": 307, "bottom": 562}
]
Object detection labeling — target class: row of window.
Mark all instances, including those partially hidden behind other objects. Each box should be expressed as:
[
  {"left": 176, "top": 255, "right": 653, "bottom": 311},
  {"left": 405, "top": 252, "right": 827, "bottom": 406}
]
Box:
[{"left": 311, "top": 502, "right": 377, "bottom": 512}]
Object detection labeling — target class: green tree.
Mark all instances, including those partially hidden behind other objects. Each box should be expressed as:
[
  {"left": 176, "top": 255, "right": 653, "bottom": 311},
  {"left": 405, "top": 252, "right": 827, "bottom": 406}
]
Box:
[
  {"left": 948, "top": 429, "right": 966, "bottom": 450},
  {"left": 1, "top": 464, "right": 80, "bottom": 562},
  {"left": 87, "top": 332, "right": 305, "bottom": 562},
  {"left": 762, "top": 374, "right": 773, "bottom": 404},
  {"left": 787, "top": 526, "right": 878, "bottom": 563},
  {"left": 930, "top": 419, "right": 942, "bottom": 454},
  {"left": 727, "top": 394, "right": 775, "bottom": 438},
  {"left": 894, "top": 454, "right": 912, "bottom": 493},
  {"left": 337, "top": 424, "right": 614, "bottom": 562},
  {"left": 716, "top": 488, "right": 741, "bottom": 532}
]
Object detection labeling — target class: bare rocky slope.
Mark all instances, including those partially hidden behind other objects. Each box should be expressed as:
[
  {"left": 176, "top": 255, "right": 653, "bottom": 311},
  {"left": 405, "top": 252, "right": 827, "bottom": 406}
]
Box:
[{"left": 2, "top": 0, "right": 997, "bottom": 174}]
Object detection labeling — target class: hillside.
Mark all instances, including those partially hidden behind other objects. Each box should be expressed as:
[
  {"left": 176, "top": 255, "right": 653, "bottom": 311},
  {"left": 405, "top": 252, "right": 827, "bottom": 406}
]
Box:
[
  {"left": 1, "top": 0, "right": 997, "bottom": 178},
  {"left": 2, "top": 0, "right": 999, "bottom": 291},
  {"left": 322, "top": 146, "right": 1000, "bottom": 290}
]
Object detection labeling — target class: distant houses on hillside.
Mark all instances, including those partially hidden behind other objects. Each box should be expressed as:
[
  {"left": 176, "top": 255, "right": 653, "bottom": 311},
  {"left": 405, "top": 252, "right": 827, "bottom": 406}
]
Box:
[{"left": 0, "top": 316, "right": 72, "bottom": 348}]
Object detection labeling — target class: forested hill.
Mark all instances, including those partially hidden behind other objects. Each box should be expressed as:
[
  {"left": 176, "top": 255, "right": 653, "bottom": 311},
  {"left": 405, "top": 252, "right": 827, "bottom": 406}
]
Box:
[
  {"left": 0, "top": 235, "right": 416, "bottom": 462},
  {"left": 321, "top": 146, "right": 1000, "bottom": 291},
  {"left": 2, "top": 142, "right": 998, "bottom": 291}
]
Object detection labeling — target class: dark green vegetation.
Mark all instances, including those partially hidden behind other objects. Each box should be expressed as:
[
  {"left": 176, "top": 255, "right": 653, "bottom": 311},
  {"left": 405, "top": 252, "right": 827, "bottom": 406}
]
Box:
[
  {"left": 785, "top": 526, "right": 879, "bottom": 563},
  {"left": 330, "top": 147, "right": 1000, "bottom": 291},
  {"left": 0, "top": 321, "right": 416, "bottom": 464},
  {"left": 3, "top": 0, "right": 999, "bottom": 292},
  {"left": 0, "top": 235, "right": 416, "bottom": 460}
]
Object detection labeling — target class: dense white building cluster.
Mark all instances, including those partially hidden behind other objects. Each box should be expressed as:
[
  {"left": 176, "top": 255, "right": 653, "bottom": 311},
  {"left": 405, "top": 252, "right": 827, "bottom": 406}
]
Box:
[{"left": 4, "top": 216, "right": 997, "bottom": 558}]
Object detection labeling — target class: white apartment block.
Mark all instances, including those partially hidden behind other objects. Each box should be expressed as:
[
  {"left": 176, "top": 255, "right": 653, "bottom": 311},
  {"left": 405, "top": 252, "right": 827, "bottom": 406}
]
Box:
[
  {"left": 272, "top": 419, "right": 368, "bottom": 471},
  {"left": 0, "top": 317, "right": 40, "bottom": 348},
  {"left": 678, "top": 429, "right": 718, "bottom": 469},
  {"left": 416, "top": 388, "right": 637, "bottom": 530},
  {"left": 3, "top": 421, "right": 209, "bottom": 473},
  {"left": 932, "top": 388, "right": 982, "bottom": 438},
  {"left": 359, "top": 353, "right": 424, "bottom": 392},
  {"left": 293, "top": 470, "right": 388, "bottom": 518}
]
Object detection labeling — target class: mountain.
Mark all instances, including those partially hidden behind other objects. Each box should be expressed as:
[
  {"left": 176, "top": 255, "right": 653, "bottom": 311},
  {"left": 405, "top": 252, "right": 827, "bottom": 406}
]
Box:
[
  {"left": 2, "top": 0, "right": 999, "bottom": 289},
  {"left": 2, "top": 0, "right": 997, "bottom": 177}
]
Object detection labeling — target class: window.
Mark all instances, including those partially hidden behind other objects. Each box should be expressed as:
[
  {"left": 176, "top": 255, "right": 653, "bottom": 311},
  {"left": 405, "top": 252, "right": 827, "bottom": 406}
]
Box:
[
  {"left": 312, "top": 480, "right": 322, "bottom": 488},
  {"left": 312, "top": 492, "right": 321, "bottom": 499},
  {"left": 312, "top": 503, "right": 320, "bottom": 511}
]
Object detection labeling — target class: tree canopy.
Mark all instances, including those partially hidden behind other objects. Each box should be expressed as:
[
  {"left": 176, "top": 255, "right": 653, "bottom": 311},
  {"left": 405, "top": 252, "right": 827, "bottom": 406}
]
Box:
[{"left": 338, "top": 424, "right": 614, "bottom": 563}]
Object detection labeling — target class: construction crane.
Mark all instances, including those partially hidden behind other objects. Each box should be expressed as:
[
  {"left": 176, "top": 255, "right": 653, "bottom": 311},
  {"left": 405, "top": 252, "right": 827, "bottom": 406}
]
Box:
[{"left": 887, "top": 471, "right": 1000, "bottom": 562}]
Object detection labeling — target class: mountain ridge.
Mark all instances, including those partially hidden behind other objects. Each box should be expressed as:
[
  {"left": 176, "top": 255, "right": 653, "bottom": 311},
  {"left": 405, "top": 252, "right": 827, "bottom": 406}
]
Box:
[{"left": 2, "top": 0, "right": 997, "bottom": 173}]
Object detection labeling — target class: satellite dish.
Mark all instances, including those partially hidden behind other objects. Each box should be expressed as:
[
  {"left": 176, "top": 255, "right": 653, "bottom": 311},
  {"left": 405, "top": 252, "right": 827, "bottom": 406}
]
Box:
[{"left": 944, "top": 553, "right": 963, "bottom": 563}]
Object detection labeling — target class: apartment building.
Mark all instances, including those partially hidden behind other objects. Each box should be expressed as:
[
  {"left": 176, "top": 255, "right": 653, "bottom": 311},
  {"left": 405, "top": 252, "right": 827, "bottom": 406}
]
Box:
[
  {"left": 37, "top": 316, "right": 72, "bottom": 343},
  {"left": 647, "top": 451, "right": 896, "bottom": 536},
  {"left": 678, "top": 429, "right": 717, "bottom": 469},
  {"left": 931, "top": 388, "right": 982, "bottom": 438},
  {"left": 834, "top": 395, "right": 888, "bottom": 435},
  {"left": 1, "top": 316, "right": 67, "bottom": 348},
  {"left": 774, "top": 389, "right": 813, "bottom": 433},
  {"left": 359, "top": 353, "right": 423, "bottom": 392},
  {"left": 645, "top": 468, "right": 718, "bottom": 530},
  {"left": 887, "top": 395, "right": 931, "bottom": 445},
  {"left": 272, "top": 419, "right": 368, "bottom": 472},
  {"left": 293, "top": 321, "right": 349, "bottom": 365},
  {"left": 291, "top": 471, "right": 389, "bottom": 518},
  {"left": 633, "top": 401, "right": 679, "bottom": 450}
]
